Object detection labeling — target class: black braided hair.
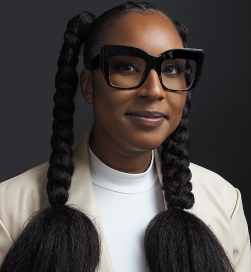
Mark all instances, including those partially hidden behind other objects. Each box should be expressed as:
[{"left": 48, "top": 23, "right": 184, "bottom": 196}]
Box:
[
  {"left": 0, "top": 11, "right": 101, "bottom": 272},
  {"left": 47, "top": 11, "right": 93, "bottom": 206},
  {"left": 0, "top": 2, "right": 234, "bottom": 272},
  {"left": 145, "top": 91, "right": 234, "bottom": 271}
]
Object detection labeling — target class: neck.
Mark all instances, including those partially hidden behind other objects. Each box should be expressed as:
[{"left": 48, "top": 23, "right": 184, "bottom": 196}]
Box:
[{"left": 90, "top": 127, "right": 152, "bottom": 174}]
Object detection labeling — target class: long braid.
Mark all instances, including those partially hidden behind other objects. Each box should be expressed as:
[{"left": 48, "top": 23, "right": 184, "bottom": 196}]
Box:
[
  {"left": 47, "top": 12, "right": 93, "bottom": 206},
  {"left": 144, "top": 19, "right": 234, "bottom": 271},
  {"left": 0, "top": 12, "right": 101, "bottom": 272},
  {"left": 145, "top": 92, "right": 234, "bottom": 271},
  {"left": 161, "top": 91, "right": 193, "bottom": 210}
]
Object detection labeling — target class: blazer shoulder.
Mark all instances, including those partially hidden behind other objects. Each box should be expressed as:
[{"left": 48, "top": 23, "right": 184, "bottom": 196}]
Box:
[
  {"left": 0, "top": 162, "right": 49, "bottom": 188},
  {"left": 190, "top": 162, "right": 235, "bottom": 189},
  {"left": 0, "top": 162, "right": 50, "bottom": 239},
  {"left": 189, "top": 162, "right": 238, "bottom": 217}
]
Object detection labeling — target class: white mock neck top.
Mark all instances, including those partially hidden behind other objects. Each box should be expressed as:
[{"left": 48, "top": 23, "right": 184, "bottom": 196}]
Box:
[{"left": 89, "top": 147, "right": 164, "bottom": 272}]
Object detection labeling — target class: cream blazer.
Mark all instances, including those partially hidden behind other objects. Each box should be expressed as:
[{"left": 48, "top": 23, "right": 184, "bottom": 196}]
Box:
[{"left": 0, "top": 128, "right": 251, "bottom": 271}]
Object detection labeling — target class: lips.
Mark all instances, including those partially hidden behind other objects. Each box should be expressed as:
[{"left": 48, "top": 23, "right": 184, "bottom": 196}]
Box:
[
  {"left": 127, "top": 111, "right": 166, "bottom": 118},
  {"left": 125, "top": 111, "right": 167, "bottom": 126}
]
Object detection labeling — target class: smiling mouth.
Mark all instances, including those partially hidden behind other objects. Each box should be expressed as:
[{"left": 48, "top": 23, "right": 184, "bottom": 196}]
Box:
[{"left": 125, "top": 111, "right": 167, "bottom": 126}]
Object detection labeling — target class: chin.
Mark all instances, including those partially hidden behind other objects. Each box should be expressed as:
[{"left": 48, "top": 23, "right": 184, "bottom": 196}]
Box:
[{"left": 128, "top": 137, "right": 167, "bottom": 152}]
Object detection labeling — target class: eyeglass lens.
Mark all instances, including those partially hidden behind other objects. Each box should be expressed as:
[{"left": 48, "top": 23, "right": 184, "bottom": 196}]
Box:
[{"left": 109, "top": 55, "right": 196, "bottom": 90}]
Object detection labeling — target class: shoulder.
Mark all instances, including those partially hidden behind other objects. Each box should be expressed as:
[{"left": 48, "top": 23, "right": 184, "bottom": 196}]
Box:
[
  {"left": 0, "top": 161, "right": 49, "bottom": 209},
  {"left": 188, "top": 164, "right": 251, "bottom": 267},
  {"left": 0, "top": 162, "right": 49, "bottom": 195},
  {"left": 0, "top": 162, "right": 49, "bottom": 239},
  {"left": 189, "top": 162, "right": 238, "bottom": 218},
  {"left": 190, "top": 162, "right": 236, "bottom": 195},
  {"left": 154, "top": 147, "right": 238, "bottom": 216}
]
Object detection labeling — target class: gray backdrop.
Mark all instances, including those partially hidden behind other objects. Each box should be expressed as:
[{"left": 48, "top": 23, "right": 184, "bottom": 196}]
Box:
[{"left": 1, "top": 1, "right": 251, "bottom": 229}]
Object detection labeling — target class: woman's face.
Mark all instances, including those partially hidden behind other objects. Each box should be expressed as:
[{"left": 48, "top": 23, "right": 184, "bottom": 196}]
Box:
[{"left": 82, "top": 12, "right": 187, "bottom": 155}]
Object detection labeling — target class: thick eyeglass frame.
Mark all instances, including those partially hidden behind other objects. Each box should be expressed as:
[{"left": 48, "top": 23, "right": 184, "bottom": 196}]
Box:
[{"left": 89, "top": 45, "right": 204, "bottom": 91}]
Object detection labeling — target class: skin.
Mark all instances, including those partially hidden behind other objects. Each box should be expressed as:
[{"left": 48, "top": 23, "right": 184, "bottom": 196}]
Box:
[{"left": 81, "top": 12, "right": 187, "bottom": 174}]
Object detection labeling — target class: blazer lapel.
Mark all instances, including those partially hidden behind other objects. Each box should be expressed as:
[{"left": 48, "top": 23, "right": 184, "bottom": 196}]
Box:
[
  {"left": 153, "top": 147, "right": 167, "bottom": 209},
  {"left": 67, "top": 127, "right": 113, "bottom": 271}
]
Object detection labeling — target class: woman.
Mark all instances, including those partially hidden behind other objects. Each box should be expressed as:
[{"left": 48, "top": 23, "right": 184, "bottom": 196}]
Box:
[{"left": 0, "top": 1, "right": 250, "bottom": 271}]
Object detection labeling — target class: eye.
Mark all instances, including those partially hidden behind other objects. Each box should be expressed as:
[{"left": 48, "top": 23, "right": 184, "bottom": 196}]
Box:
[
  {"left": 162, "top": 65, "right": 182, "bottom": 75},
  {"left": 112, "top": 62, "right": 140, "bottom": 73}
]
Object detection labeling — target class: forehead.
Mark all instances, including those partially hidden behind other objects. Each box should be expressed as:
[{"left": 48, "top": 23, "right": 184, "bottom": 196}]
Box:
[{"left": 99, "top": 12, "right": 183, "bottom": 56}]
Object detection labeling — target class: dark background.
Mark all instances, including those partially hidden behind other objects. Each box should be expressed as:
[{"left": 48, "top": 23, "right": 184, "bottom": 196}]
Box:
[{"left": 0, "top": 1, "right": 250, "bottom": 228}]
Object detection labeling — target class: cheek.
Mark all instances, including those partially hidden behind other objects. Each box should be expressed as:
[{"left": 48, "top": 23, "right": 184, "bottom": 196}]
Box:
[
  {"left": 169, "top": 92, "right": 188, "bottom": 121},
  {"left": 163, "top": 93, "right": 188, "bottom": 138},
  {"left": 91, "top": 75, "right": 128, "bottom": 123},
  {"left": 92, "top": 72, "right": 132, "bottom": 109},
  {"left": 92, "top": 75, "right": 113, "bottom": 113},
  {"left": 93, "top": 88, "right": 127, "bottom": 112}
]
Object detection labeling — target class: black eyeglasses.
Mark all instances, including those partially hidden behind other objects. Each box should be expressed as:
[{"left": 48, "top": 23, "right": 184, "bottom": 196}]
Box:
[{"left": 89, "top": 45, "right": 204, "bottom": 91}]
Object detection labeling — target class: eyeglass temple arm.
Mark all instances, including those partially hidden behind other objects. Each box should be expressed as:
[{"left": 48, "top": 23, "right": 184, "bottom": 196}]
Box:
[{"left": 89, "top": 54, "right": 100, "bottom": 69}]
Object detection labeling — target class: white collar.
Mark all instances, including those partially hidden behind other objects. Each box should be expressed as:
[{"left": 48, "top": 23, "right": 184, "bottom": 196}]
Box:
[{"left": 89, "top": 147, "right": 158, "bottom": 194}]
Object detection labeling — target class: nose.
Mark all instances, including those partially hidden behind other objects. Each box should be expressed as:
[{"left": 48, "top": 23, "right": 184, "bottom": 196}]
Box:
[{"left": 137, "top": 69, "right": 166, "bottom": 101}]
